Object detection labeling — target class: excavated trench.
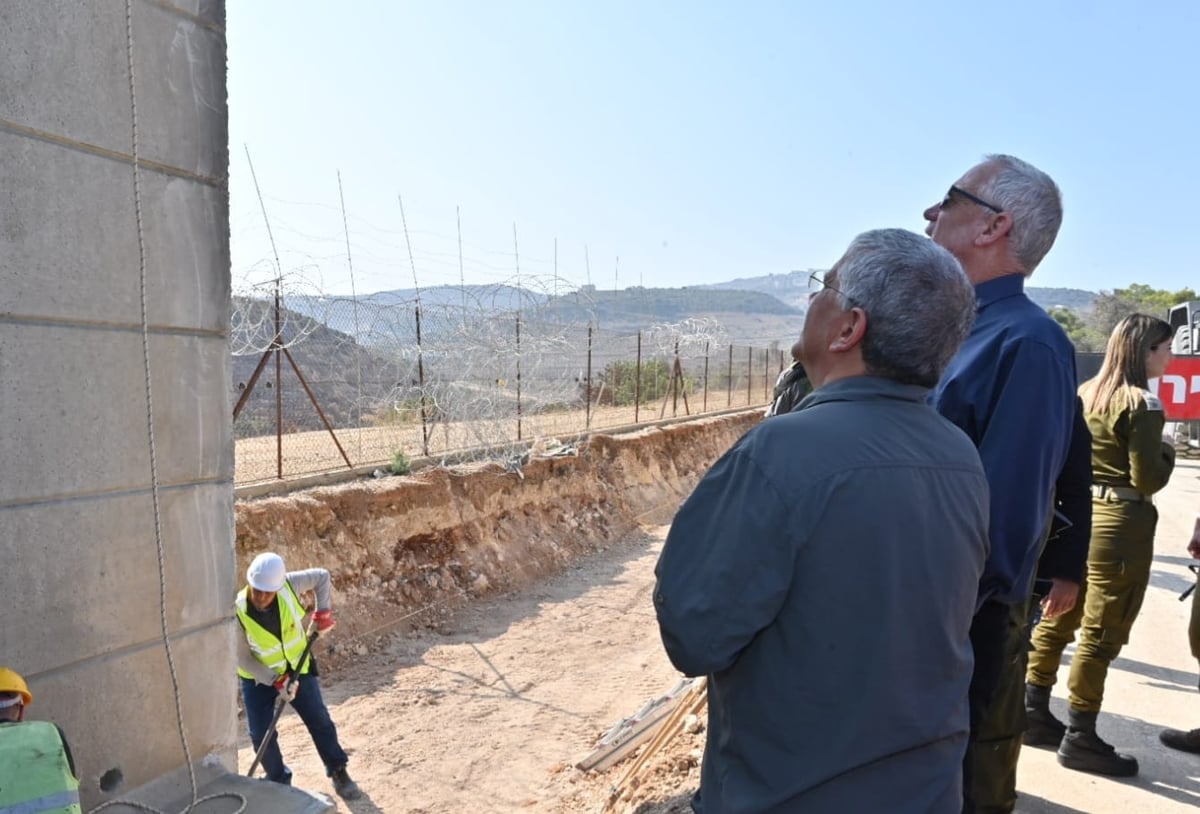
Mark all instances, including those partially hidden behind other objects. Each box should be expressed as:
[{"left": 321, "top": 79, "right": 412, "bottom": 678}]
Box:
[{"left": 235, "top": 410, "right": 760, "bottom": 672}]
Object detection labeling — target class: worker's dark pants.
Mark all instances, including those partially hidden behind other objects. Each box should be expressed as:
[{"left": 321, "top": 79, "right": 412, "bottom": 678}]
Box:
[
  {"left": 963, "top": 599, "right": 1029, "bottom": 814},
  {"left": 242, "top": 673, "right": 349, "bottom": 783}
]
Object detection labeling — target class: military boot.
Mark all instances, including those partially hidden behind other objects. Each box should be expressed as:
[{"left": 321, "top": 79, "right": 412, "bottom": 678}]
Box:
[
  {"left": 1159, "top": 727, "right": 1200, "bottom": 754},
  {"left": 1057, "top": 709, "right": 1138, "bottom": 776},
  {"left": 1023, "top": 683, "right": 1066, "bottom": 748}
]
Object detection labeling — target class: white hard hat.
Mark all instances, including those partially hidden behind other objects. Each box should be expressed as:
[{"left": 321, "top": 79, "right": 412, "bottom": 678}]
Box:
[{"left": 247, "top": 552, "right": 287, "bottom": 593}]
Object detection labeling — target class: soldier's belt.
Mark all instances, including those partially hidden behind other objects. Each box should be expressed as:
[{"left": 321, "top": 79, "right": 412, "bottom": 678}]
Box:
[{"left": 1091, "top": 484, "right": 1148, "bottom": 503}]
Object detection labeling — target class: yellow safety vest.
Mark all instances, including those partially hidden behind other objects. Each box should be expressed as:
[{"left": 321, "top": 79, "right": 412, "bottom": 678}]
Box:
[
  {"left": 235, "top": 581, "right": 311, "bottom": 680},
  {"left": 0, "top": 721, "right": 81, "bottom": 814}
]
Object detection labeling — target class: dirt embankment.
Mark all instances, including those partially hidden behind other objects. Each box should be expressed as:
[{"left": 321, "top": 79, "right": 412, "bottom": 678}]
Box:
[{"left": 235, "top": 410, "right": 760, "bottom": 669}]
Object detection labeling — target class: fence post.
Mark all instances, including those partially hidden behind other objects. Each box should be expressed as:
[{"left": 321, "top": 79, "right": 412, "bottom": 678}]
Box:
[
  {"left": 635, "top": 331, "right": 642, "bottom": 424},
  {"left": 416, "top": 305, "right": 429, "bottom": 457},
  {"left": 586, "top": 324, "right": 593, "bottom": 430},
  {"left": 746, "top": 346, "right": 752, "bottom": 406},
  {"left": 703, "top": 340, "right": 710, "bottom": 413},
  {"left": 274, "top": 288, "right": 282, "bottom": 480},
  {"left": 672, "top": 339, "right": 681, "bottom": 417},
  {"left": 763, "top": 348, "right": 769, "bottom": 401},
  {"left": 727, "top": 344, "right": 733, "bottom": 407},
  {"left": 516, "top": 312, "right": 523, "bottom": 441}
]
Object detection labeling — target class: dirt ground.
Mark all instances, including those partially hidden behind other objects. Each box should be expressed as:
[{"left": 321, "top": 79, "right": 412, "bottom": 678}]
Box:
[
  {"left": 235, "top": 522, "right": 701, "bottom": 814},
  {"left": 235, "top": 394, "right": 767, "bottom": 484},
  {"left": 233, "top": 420, "right": 1200, "bottom": 814}
]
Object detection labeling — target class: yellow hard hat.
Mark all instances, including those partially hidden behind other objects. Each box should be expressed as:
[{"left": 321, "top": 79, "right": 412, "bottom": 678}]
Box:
[{"left": 0, "top": 667, "right": 32, "bottom": 707}]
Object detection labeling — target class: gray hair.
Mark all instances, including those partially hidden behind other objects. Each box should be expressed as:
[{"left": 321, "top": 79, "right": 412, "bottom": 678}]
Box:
[
  {"left": 976, "top": 154, "right": 1063, "bottom": 275},
  {"left": 836, "top": 229, "right": 976, "bottom": 387}
]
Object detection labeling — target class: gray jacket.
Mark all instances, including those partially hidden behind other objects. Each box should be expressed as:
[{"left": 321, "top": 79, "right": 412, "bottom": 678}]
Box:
[{"left": 655, "top": 376, "right": 989, "bottom": 813}]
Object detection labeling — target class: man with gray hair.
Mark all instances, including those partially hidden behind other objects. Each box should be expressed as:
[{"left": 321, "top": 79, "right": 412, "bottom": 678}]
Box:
[
  {"left": 926, "top": 155, "right": 1077, "bottom": 812},
  {"left": 654, "top": 229, "right": 989, "bottom": 813}
]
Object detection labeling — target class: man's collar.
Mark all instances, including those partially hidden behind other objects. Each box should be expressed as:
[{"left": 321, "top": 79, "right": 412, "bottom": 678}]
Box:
[
  {"left": 799, "top": 375, "right": 930, "bottom": 410},
  {"left": 974, "top": 273, "right": 1025, "bottom": 309}
]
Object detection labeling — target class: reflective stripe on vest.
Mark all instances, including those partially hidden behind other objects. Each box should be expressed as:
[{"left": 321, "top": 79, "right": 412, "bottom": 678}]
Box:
[
  {"left": 0, "top": 721, "right": 81, "bottom": 814},
  {"left": 0, "top": 790, "right": 81, "bottom": 814},
  {"left": 235, "top": 581, "right": 310, "bottom": 679}
]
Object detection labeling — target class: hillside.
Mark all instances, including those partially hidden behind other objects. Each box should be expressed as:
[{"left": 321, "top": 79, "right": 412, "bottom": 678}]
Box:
[{"left": 695, "top": 270, "right": 1097, "bottom": 312}]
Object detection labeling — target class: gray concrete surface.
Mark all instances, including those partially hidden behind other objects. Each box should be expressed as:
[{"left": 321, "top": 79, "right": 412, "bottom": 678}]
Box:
[
  {"left": 0, "top": 1, "right": 235, "bottom": 810},
  {"left": 92, "top": 760, "right": 332, "bottom": 814},
  {"left": 1015, "top": 455, "right": 1200, "bottom": 812}
]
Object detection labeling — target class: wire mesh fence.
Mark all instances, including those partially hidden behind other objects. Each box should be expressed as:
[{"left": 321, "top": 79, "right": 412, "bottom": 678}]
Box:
[{"left": 231, "top": 286, "right": 786, "bottom": 484}]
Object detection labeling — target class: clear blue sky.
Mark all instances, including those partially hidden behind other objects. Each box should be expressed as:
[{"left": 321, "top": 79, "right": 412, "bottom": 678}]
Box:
[{"left": 227, "top": 1, "right": 1200, "bottom": 298}]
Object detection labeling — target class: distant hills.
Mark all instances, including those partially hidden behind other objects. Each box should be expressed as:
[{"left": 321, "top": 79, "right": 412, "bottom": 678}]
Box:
[
  {"left": 695, "top": 270, "right": 1097, "bottom": 313},
  {"left": 269, "top": 275, "right": 1096, "bottom": 356},
  {"left": 233, "top": 275, "right": 1099, "bottom": 436}
]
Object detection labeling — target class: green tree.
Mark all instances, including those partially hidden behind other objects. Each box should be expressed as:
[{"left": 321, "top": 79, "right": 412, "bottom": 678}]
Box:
[
  {"left": 1085, "top": 284, "right": 1197, "bottom": 341},
  {"left": 1049, "top": 307, "right": 1105, "bottom": 352},
  {"left": 595, "top": 359, "right": 685, "bottom": 406}
]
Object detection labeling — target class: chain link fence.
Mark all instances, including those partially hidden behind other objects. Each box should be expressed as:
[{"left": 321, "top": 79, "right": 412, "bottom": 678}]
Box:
[{"left": 232, "top": 285, "right": 785, "bottom": 484}]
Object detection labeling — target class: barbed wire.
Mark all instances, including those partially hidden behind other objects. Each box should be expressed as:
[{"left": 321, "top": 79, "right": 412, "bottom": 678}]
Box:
[{"left": 229, "top": 189, "right": 788, "bottom": 481}]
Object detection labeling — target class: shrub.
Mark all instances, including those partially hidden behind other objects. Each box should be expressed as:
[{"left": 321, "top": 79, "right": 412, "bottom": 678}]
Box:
[{"left": 389, "top": 449, "right": 412, "bottom": 475}]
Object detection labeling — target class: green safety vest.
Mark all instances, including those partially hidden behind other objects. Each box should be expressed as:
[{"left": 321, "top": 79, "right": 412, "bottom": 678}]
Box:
[
  {"left": 0, "top": 721, "right": 81, "bottom": 814},
  {"left": 235, "top": 580, "right": 312, "bottom": 681}
]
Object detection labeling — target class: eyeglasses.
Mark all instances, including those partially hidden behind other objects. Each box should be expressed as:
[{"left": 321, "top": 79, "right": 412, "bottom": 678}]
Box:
[
  {"left": 941, "top": 185, "right": 1004, "bottom": 214},
  {"left": 806, "top": 270, "right": 861, "bottom": 309}
]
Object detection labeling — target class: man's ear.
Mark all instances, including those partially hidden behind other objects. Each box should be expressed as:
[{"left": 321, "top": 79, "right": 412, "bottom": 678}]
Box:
[
  {"left": 975, "top": 212, "right": 1013, "bottom": 248},
  {"left": 830, "top": 308, "right": 867, "bottom": 353}
]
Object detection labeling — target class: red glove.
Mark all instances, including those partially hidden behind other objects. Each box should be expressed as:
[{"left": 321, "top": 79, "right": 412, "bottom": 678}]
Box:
[
  {"left": 272, "top": 675, "right": 298, "bottom": 701},
  {"left": 313, "top": 609, "right": 336, "bottom": 632}
]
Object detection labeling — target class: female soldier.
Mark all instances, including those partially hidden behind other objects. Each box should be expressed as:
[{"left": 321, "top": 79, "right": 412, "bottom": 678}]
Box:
[
  {"left": 1158, "top": 515, "right": 1200, "bottom": 753},
  {"left": 1024, "top": 313, "right": 1175, "bottom": 777}
]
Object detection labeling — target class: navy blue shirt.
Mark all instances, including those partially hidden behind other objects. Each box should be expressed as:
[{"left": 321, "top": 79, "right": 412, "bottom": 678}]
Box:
[{"left": 932, "top": 274, "right": 1077, "bottom": 607}]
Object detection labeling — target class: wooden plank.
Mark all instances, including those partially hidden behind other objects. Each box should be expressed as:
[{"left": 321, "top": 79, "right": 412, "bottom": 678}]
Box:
[{"left": 573, "top": 676, "right": 701, "bottom": 772}]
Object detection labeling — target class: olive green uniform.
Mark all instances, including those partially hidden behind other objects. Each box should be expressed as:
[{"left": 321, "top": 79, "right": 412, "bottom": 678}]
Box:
[
  {"left": 1027, "top": 388, "right": 1175, "bottom": 711},
  {"left": 1191, "top": 557, "right": 1200, "bottom": 667}
]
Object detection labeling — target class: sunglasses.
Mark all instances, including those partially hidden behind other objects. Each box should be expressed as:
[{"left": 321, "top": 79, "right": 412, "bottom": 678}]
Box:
[{"left": 941, "top": 185, "right": 1004, "bottom": 214}]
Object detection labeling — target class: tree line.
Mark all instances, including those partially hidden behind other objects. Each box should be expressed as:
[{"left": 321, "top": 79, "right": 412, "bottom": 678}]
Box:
[{"left": 1050, "top": 284, "right": 1197, "bottom": 352}]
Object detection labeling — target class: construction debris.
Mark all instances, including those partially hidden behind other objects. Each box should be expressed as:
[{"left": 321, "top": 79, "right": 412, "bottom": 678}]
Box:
[{"left": 596, "top": 677, "right": 708, "bottom": 812}]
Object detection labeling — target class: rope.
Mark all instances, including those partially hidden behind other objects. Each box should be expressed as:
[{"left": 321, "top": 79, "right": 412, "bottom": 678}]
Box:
[{"left": 89, "top": 5, "right": 244, "bottom": 813}]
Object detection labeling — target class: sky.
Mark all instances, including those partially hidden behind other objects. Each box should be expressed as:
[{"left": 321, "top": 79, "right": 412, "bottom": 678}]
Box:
[{"left": 227, "top": 1, "right": 1200, "bottom": 299}]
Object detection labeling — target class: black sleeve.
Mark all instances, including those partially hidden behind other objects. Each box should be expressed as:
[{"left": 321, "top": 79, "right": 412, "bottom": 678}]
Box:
[
  {"left": 55, "top": 725, "right": 78, "bottom": 778},
  {"left": 1037, "top": 397, "right": 1092, "bottom": 583}
]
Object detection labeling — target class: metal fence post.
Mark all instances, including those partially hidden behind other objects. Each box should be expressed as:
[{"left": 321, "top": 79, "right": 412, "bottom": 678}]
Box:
[
  {"left": 586, "top": 324, "right": 593, "bottom": 430},
  {"left": 635, "top": 331, "right": 642, "bottom": 424},
  {"left": 746, "top": 346, "right": 752, "bottom": 406},
  {"left": 416, "top": 305, "right": 429, "bottom": 457},
  {"left": 727, "top": 344, "right": 733, "bottom": 407},
  {"left": 703, "top": 340, "right": 710, "bottom": 413},
  {"left": 516, "top": 312, "right": 523, "bottom": 441}
]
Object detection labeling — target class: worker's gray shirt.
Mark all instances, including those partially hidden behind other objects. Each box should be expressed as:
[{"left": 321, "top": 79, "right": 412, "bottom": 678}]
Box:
[
  {"left": 236, "top": 568, "right": 333, "bottom": 686},
  {"left": 655, "top": 375, "right": 990, "bottom": 814}
]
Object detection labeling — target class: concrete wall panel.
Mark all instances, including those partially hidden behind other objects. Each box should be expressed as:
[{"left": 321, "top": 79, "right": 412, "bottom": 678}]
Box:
[
  {"left": 0, "top": 324, "right": 154, "bottom": 503},
  {"left": 0, "top": 1, "right": 233, "bottom": 808},
  {"left": 0, "top": 132, "right": 142, "bottom": 326},
  {"left": 0, "top": 3, "right": 131, "bottom": 153},
  {"left": 30, "top": 624, "right": 237, "bottom": 804},
  {"left": 0, "top": 483, "right": 234, "bottom": 674},
  {"left": 0, "top": 134, "right": 229, "bottom": 334}
]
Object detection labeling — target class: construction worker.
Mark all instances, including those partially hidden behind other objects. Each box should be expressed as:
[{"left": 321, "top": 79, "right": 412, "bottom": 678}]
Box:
[
  {"left": 0, "top": 666, "right": 81, "bottom": 813},
  {"left": 1159, "top": 513, "right": 1200, "bottom": 753},
  {"left": 236, "top": 552, "right": 361, "bottom": 801},
  {"left": 1025, "top": 314, "right": 1176, "bottom": 776}
]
